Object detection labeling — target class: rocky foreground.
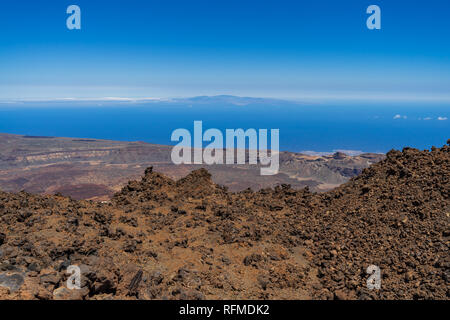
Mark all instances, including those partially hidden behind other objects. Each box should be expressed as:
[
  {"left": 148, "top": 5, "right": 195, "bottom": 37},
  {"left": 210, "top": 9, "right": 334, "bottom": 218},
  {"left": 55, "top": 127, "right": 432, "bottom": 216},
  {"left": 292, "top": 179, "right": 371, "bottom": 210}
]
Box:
[{"left": 0, "top": 142, "right": 448, "bottom": 300}]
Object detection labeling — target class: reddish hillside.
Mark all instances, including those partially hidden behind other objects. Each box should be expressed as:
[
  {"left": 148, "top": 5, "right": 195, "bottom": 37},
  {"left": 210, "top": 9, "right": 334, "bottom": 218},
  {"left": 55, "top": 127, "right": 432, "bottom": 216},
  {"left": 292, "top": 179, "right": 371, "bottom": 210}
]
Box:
[{"left": 0, "top": 142, "right": 448, "bottom": 300}]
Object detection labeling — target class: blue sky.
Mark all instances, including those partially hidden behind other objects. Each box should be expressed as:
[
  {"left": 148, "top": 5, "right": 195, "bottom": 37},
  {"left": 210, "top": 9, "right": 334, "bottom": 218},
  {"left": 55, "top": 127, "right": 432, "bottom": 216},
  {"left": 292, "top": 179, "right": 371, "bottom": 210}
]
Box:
[{"left": 1, "top": 0, "right": 450, "bottom": 101}]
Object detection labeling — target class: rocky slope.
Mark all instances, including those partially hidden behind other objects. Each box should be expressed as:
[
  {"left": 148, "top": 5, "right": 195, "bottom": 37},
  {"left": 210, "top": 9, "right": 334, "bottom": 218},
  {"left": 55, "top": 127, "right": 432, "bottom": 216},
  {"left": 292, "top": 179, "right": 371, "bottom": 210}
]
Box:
[{"left": 0, "top": 142, "right": 448, "bottom": 300}]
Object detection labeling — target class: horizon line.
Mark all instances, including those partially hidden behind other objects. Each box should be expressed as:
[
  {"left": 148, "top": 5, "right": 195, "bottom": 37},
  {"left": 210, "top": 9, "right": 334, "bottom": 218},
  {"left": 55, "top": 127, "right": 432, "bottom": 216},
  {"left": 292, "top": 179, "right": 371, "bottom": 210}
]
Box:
[{"left": 2, "top": 93, "right": 450, "bottom": 104}]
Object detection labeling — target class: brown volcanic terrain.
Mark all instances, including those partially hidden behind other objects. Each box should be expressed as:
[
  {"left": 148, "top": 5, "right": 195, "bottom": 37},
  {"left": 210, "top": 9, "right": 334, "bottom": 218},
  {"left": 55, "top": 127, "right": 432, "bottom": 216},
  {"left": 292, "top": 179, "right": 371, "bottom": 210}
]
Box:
[
  {"left": 0, "top": 133, "right": 384, "bottom": 200},
  {"left": 0, "top": 142, "right": 448, "bottom": 300}
]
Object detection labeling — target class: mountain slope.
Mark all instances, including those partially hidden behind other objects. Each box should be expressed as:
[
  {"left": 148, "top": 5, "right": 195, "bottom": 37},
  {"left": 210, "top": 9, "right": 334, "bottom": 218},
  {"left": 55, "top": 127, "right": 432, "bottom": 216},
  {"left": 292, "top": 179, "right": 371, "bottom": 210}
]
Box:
[{"left": 0, "top": 141, "right": 448, "bottom": 300}]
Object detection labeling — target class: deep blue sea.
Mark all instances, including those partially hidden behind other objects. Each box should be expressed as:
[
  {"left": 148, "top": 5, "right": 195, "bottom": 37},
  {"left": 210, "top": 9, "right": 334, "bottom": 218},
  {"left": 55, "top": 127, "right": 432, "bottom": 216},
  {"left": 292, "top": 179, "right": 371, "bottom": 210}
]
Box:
[{"left": 0, "top": 100, "right": 448, "bottom": 153}]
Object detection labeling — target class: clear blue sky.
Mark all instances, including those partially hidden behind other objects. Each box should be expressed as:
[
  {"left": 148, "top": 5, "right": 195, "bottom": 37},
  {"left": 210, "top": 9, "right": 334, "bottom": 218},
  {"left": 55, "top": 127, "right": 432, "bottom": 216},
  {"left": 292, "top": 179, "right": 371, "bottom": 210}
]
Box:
[{"left": 1, "top": 0, "right": 449, "bottom": 101}]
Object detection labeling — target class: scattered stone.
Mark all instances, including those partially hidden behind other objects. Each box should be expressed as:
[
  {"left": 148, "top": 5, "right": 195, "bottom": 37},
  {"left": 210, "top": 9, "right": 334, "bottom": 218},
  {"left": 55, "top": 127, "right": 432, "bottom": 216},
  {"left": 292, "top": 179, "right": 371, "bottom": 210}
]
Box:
[
  {"left": 0, "top": 143, "right": 448, "bottom": 300},
  {"left": 0, "top": 272, "right": 24, "bottom": 292}
]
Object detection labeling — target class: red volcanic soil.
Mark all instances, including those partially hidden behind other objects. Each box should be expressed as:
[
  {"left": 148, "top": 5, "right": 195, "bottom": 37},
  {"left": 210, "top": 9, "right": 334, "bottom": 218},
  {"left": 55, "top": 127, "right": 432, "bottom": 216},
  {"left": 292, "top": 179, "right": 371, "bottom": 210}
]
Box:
[{"left": 0, "top": 142, "right": 448, "bottom": 300}]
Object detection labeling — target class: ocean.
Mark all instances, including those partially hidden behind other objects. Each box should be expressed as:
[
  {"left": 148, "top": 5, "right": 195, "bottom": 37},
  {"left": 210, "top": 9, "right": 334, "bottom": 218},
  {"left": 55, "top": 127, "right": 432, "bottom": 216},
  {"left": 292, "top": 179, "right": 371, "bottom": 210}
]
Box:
[{"left": 0, "top": 100, "right": 448, "bottom": 153}]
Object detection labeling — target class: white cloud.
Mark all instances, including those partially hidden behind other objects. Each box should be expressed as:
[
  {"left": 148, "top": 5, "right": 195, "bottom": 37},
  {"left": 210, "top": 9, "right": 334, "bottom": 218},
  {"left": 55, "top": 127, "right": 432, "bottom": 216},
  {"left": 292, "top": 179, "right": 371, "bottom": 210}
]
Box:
[
  {"left": 437, "top": 116, "right": 448, "bottom": 121},
  {"left": 393, "top": 114, "right": 407, "bottom": 119}
]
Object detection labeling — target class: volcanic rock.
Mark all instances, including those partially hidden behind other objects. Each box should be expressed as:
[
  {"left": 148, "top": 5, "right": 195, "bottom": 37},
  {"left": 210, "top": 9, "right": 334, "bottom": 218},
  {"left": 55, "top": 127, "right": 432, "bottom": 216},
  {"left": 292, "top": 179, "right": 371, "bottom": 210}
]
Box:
[{"left": 0, "top": 143, "right": 448, "bottom": 300}]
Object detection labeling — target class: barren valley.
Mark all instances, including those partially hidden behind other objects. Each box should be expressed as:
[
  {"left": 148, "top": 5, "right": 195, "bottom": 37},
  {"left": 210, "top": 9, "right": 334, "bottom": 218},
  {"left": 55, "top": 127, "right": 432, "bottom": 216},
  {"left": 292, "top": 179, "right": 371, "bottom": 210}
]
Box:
[{"left": 0, "top": 133, "right": 384, "bottom": 200}]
